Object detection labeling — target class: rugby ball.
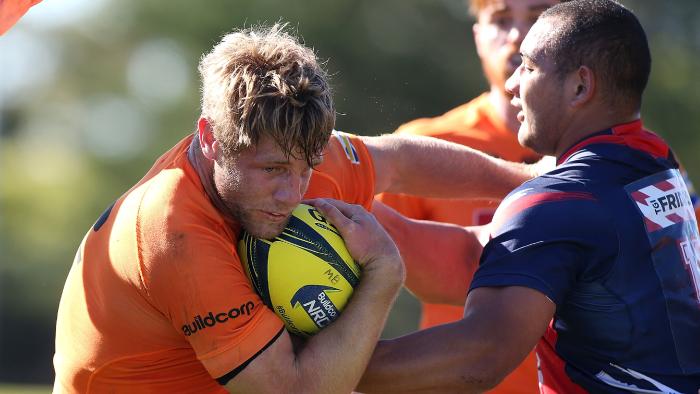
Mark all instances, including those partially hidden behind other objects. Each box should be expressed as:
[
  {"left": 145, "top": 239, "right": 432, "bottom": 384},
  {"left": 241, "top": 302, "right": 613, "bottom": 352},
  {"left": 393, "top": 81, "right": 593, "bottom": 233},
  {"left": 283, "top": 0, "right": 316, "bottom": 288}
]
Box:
[{"left": 238, "top": 204, "right": 361, "bottom": 337}]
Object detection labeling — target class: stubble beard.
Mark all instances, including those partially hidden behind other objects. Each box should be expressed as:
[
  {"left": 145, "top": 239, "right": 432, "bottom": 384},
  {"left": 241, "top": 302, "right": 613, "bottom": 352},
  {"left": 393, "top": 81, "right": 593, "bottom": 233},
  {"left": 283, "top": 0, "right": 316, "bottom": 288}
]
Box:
[
  {"left": 214, "top": 166, "right": 289, "bottom": 240},
  {"left": 237, "top": 205, "right": 291, "bottom": 240}
]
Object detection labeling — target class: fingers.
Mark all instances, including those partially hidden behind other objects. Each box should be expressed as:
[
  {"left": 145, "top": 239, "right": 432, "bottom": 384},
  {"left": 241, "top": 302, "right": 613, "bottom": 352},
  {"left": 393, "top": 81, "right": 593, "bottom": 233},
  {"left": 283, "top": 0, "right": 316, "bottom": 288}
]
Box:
[
  {"left": 305, "top": 199, "right": 356, "bottom": 238},
  {"left": 306, "top": 198, "right": 365, "bottom": 221}
]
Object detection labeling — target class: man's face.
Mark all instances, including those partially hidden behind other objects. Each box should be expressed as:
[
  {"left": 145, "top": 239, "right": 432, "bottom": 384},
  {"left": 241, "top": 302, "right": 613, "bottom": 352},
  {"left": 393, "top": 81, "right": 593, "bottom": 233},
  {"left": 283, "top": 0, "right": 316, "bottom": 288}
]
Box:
[
  {"left": 213, "top": 135, "right": 321, "bottom": 239},
  {"left": 473, "top": 0, "right": 558, "bottom": 93},
  {"left": 505, "top": 17, "right": 565, "bottom": 156}
]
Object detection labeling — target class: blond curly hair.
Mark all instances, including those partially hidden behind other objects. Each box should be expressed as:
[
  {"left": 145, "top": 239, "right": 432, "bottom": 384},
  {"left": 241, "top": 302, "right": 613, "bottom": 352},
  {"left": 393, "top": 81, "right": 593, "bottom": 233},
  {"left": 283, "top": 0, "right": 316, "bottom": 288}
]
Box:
[{"left": 198, "top": 23, "right": 335, "bottom": 165}]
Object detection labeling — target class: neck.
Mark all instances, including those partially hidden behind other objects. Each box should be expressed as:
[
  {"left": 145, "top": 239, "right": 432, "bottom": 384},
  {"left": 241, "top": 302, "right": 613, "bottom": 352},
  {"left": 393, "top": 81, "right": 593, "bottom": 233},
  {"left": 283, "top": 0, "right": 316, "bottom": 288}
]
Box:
[
  {"left": 187, "top": 136, "right": 239, "bottom": 224},
  {"left": 554, "top": 108, "right": 641, "bottom": 158},
  {"left": 488, "top": 88, "right": 520, "bottom": 134}
]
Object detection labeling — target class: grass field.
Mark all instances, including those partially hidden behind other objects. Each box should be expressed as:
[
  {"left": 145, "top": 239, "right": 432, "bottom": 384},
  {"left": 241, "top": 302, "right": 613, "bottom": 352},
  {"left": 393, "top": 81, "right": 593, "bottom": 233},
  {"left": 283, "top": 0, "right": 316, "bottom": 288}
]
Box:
[{"left": 0, "top": 385, "right": 51, "bottom": 394}]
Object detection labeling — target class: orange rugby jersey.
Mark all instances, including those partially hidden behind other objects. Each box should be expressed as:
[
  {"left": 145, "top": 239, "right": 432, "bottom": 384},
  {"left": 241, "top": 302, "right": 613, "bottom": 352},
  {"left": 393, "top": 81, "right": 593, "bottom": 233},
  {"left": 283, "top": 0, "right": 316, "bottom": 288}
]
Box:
[
  {"left": 377, "top": 93, "right": 541, "bottom": 394},
  {"left": 54, "top": 131, "right": 374, "bottom": 393}
]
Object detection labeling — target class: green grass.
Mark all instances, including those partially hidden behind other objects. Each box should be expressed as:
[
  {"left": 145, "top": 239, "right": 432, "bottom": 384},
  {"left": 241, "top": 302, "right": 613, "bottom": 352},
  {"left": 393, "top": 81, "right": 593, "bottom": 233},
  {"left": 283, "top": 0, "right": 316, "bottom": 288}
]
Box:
[{"left": 0, "top": 385, "right": 51, "bottom": 394}]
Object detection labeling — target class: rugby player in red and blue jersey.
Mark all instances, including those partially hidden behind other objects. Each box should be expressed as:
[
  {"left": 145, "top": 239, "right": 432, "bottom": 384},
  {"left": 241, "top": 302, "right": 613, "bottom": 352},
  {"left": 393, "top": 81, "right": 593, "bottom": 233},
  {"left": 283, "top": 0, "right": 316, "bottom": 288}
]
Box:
[{"left": 357, "top": 1, "right": 700, "bottom": 392}]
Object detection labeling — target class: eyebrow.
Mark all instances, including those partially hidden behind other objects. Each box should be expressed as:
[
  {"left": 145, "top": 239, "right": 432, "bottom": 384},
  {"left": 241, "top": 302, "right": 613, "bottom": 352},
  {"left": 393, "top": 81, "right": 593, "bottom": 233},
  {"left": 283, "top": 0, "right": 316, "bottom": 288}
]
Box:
[{"left": 520, "top": 52, "right": 535, "bottom": 64}]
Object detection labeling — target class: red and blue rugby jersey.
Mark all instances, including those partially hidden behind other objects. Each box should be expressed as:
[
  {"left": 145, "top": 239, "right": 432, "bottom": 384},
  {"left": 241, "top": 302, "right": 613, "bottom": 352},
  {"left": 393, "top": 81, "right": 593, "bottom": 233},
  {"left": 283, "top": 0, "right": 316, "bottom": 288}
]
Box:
[{"left": 471, "top": 120, "right": 700, "bottom": 393}]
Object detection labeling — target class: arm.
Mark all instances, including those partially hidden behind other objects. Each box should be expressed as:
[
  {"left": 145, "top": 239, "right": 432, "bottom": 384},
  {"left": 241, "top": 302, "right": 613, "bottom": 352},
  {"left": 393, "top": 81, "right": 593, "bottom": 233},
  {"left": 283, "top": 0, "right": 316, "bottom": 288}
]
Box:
[
  {"left": 372, "top": 200, "right": 488, "bottom": 305},
  {"left": 357, "top": 286, "right": 554, "bottom": 393},
  {"left": 362, "top": 134, "right": 542, "bottom": 199},
  {"left": 226, "top": 199, "right": 405, "bottom": 394}
]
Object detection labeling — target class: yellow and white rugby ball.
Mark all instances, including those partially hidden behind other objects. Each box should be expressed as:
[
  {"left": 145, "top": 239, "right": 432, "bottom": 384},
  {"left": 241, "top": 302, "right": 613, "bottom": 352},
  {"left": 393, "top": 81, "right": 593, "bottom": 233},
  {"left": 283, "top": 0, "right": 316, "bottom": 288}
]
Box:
[{"left": 238, "top": 204, "right": 361, "bottom": 337}]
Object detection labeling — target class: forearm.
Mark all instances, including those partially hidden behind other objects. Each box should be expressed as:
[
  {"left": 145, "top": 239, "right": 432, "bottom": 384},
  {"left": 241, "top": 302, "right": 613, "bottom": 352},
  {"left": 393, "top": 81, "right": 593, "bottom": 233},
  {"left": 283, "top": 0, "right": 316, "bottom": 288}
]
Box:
[
  {"left": 357, "top": 286, "right": 554, "bottom": 393},
  {"left": 358, "top": 320, "right": 501, "bottom": 393},
  {"left": 294, "top": 261, "right": 403, "bottom": 393},
  {"left": 373, "top": 201, "right": 483, "bottom": 305},
  {"left": 229, "top": 199, "right": 406, "bottom": 394},
  {"left": 364, "top": 134, "right": 533, "bottom": 199}
]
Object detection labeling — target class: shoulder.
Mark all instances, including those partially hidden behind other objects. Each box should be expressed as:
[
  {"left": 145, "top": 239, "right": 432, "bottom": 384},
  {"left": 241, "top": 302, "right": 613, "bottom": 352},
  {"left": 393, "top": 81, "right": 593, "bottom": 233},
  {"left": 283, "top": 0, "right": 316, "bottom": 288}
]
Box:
[
  {"left": 395, "top": 94, "right": 490, "bottom": 139},
  {"left": 307, "top": 131, "right": 375, "bottom": 209},
  {"left": 134, "top": 153, "right": 237, "bottom": 285},
  {"left": 490, "top": 171, "right": 611, "bottom": 245},
  {"left": 323, "top": 131, "right": 368, "bottom": 165}
]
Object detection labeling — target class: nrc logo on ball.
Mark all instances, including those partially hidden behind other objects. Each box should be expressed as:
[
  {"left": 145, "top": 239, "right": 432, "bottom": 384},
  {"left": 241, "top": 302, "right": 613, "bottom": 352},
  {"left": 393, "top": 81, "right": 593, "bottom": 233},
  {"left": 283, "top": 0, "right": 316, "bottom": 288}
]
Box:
[{"left": 291, "top": 285, "right": 340, "bottom": 329}]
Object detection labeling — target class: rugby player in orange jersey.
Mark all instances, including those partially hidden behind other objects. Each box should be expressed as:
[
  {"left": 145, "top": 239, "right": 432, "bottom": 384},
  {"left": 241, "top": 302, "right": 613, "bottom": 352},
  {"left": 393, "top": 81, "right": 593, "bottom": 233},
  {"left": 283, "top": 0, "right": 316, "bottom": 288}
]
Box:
[
  {"left": 377, "top": 1, "right": 559, "bottom": 392},
  {"left": 53, "top": 24, "right": 544, "bottom": 393}
]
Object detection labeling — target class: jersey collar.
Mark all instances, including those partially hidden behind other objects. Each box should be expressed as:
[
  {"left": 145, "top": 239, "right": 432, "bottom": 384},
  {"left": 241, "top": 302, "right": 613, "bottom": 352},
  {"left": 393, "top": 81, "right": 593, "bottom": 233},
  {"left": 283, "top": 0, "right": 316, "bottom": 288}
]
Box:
[{"left": 557, "top": 119, "right": 668, "bottom": 165}]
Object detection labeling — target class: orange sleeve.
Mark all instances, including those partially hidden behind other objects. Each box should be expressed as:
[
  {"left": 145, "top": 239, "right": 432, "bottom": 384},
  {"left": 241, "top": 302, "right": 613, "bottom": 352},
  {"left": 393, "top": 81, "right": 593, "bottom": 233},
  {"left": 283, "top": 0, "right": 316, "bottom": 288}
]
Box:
[
  {"left": 0, "top": 0, "right": 42, "bottom": 35},
  {"left": 140, "top": 197, "right": 283, "bottom": 379},
  {"left": 375, "top": 192, "right": 430, "bottom": 219},
  {"left": 306, "top": 131, "right": 376, "bottom": 210}
]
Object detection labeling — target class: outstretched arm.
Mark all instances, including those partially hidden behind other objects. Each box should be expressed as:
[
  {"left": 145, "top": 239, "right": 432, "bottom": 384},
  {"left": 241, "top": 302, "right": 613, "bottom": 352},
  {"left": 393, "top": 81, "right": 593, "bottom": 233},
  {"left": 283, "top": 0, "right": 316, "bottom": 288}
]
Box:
[
  {"left": 357, "top": 286, "right": 554, "bottom": 393},
  {"left": 372, "top": 200, "right": 488, "bottom": 305},
  {"left": 362, "top": 134, "right": 547, "bottom": 199}
]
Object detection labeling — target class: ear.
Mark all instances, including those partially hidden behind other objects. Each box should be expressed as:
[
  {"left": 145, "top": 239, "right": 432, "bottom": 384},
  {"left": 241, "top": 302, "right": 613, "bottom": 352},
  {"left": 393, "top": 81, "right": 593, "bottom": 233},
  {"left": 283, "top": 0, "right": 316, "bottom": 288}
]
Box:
[
  {"left": 197, "top": 117, "right": 218, "bottom": 161},
  {"left": 473, "top": 23, "right": 485, "bottom": 57},
  {"left": 569, "top": 65, "right": 595, "bottom": 107}
]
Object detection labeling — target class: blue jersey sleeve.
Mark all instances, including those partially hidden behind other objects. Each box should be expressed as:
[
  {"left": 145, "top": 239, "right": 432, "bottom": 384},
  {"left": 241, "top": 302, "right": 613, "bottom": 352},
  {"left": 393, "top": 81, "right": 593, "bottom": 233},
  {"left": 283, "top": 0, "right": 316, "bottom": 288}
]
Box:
[{"left": 471, "top": 188, "right": 618, "bottom": 306}]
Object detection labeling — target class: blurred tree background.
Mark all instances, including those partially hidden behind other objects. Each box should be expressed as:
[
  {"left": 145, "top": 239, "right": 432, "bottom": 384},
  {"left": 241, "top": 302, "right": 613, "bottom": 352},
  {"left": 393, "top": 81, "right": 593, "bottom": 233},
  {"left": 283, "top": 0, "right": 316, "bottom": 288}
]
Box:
[{"left": 1, "top": 0, "right": 699, "bottom": 385}]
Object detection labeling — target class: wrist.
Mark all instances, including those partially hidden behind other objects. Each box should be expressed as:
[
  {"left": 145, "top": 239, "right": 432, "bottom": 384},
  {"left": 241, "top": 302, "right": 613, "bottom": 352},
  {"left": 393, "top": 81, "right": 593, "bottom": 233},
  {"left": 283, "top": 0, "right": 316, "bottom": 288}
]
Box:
[{"left": 360, "top": 255, "right": 405, "bottom": 295}]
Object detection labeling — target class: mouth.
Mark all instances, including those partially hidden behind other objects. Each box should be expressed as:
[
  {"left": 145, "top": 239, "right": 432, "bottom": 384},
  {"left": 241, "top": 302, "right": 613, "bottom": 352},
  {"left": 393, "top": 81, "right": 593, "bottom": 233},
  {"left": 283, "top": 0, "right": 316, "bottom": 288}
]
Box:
[
  {"left": 510, "top": 97, "right": 524, "bottom": 123},
  {"left": 259, "top": 210, "right": 290, "bottom": 222}
]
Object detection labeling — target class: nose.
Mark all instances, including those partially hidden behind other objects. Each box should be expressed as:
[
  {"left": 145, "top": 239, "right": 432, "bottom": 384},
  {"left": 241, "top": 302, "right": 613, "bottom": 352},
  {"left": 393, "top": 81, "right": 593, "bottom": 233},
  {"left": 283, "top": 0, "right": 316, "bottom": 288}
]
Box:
[
  {"left": 505, "top": 65, "right": 521, "bottom": 97},
  {"left": 273, "top": 173, "right": 305, "bottom": 207}
]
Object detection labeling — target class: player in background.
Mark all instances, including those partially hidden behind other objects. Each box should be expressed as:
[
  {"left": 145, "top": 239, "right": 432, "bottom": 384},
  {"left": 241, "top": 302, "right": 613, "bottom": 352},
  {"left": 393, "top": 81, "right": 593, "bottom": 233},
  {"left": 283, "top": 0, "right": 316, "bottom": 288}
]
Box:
[
  {"left": 53, "top": 24, "right": 543, "bottom": 393},
  {"left": 377, "top": 1, "right": 557, "bottom": 392},
  {"left": 358, "top": 0, "right": 700, "bottom": 392}
]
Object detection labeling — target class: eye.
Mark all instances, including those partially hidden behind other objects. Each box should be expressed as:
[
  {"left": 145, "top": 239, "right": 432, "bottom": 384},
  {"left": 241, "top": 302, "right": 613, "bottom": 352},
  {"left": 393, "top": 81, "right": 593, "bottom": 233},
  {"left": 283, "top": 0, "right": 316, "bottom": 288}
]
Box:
[
  {"left": 520, "top": 60, "right": 534, "bottom": 73},
  {"left": 263, "top": 167, "right": 284, "bottom": 174}
]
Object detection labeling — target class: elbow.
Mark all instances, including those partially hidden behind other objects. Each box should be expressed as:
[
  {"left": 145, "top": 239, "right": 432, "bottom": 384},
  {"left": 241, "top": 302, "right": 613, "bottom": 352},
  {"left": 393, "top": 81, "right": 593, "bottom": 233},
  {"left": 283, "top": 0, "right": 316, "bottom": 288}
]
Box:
[
  {"left": 473, "top": 371, "right": 508, "bottom": 393},
  {"left": 454, "top": 363, "right": 509, "bottom": 393}
]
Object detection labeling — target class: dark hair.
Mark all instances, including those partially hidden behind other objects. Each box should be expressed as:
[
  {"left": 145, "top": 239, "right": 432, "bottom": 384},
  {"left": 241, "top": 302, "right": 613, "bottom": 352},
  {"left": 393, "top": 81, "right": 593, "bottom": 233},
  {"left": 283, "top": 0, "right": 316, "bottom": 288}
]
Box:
[
  {"left": 541, "top": 0, "right": 650, "bottom": 109},
  {"left": 199, "top": 23, "right": 335, "bottom": 166}
]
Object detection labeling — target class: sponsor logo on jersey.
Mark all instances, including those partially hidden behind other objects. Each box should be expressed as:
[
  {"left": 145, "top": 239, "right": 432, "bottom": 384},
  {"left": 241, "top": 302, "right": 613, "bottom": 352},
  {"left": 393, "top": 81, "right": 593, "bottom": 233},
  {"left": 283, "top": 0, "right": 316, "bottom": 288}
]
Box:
[
  {"left": 291, "top": 285, "right": 340, "bottom": 329},
  {"left": 182, "top": 301, "right": 255, "bottom": 336},
  {"left": 629, "top": 169, "right": 695, "bottom": 232},
  {"left": 333, "top": 131, "right": 360, "bottom": 164}
]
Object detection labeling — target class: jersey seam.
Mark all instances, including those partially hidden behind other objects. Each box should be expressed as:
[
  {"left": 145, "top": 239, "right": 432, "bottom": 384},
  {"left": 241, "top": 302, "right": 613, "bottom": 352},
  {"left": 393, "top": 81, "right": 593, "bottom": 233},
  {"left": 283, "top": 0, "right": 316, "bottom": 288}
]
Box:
[
  {"left": 86, "top": 346, "right": 195, "bottom": 392},
  {"left": 196, "top": 311, "right": 279, "bottom": 363}
]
